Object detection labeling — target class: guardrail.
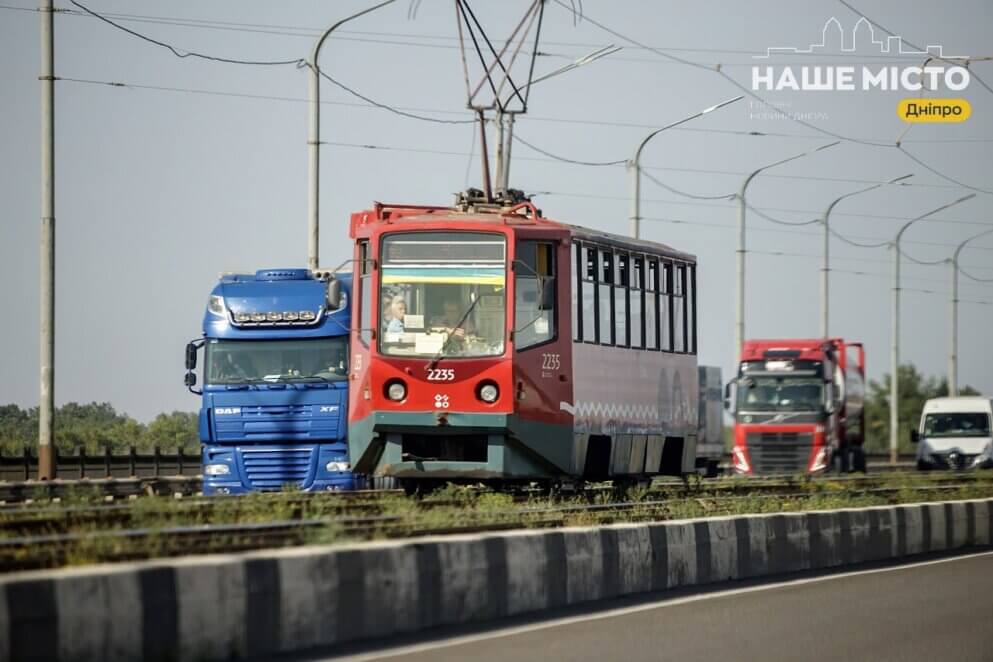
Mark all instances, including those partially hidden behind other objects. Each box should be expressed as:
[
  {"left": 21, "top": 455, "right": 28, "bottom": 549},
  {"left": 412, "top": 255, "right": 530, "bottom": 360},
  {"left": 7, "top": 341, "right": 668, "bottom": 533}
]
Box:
[{"left": 0, "top": 446, "right": 201, "bottom": 482}]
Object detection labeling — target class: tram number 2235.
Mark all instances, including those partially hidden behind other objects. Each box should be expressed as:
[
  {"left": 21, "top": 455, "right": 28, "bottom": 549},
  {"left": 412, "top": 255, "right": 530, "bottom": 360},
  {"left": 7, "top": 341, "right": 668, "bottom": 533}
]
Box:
[
  {"left": 541, "top": 353, "right": 561, "bottom": 370},
  {"left": 427, "top": 368, "right": 455, "bottom": 381}
]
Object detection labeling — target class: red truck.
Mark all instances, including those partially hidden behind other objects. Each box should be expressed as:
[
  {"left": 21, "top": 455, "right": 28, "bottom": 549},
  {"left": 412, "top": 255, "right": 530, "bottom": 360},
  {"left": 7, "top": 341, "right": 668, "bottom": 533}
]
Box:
[{"left": 726, "top": 338, "right": 865, "bottom": 475}]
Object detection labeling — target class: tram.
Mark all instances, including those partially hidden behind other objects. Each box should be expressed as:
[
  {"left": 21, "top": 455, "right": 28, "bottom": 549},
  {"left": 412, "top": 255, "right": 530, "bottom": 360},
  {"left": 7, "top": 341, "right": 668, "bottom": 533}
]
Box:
[{"left": 347, "top": 190, "right": 699, "bottom": 488}]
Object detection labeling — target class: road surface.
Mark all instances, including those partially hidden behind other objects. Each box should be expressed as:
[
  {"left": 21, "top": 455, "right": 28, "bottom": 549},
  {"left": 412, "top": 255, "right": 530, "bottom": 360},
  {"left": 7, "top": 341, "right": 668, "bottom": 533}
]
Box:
[{"left": 325, "top": 551, "right": 993, "bottom": 662}]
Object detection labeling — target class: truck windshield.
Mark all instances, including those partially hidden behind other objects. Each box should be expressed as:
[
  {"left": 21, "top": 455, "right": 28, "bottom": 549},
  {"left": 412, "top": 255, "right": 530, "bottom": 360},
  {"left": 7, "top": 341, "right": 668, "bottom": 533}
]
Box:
[
  {"left": 379, "top": 232, "right": 506, "bottom": 358},
  {"left": 738, "top": 375, "right": 823, "bottom": 412},
  {"left": 205, "top": 337, "right": 348, "bottom": 384},
  {"left": 923, "top": 412, "right": 991, "bottom": 438}
]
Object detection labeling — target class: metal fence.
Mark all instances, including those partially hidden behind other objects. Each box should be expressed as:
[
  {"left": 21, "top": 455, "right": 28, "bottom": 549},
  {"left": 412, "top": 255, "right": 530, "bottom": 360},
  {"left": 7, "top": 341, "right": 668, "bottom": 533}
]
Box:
[{"left": 0, "top": 446, "right": 201, "bottom": 482}]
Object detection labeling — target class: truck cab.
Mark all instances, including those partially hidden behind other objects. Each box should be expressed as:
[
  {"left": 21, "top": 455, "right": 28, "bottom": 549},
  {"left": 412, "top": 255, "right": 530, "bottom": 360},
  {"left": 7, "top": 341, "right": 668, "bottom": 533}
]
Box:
[
  {"left": 912, "top": 396, "right": 993, "bottom": 470},
  {"left": 185, "top": 268, "right": 356, "bottom": 494},
  {"left": 727, "top": 338, "right": 865, "bottom": 475}
]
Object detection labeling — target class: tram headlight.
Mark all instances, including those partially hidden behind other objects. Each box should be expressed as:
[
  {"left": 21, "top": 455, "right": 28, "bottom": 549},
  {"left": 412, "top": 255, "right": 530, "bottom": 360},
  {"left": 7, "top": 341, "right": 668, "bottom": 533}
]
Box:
[
  {"left": 478, "top": 382, "right": 499, "bottom": 403},
  {"left": 386, "top": 381, "right": 407, "bottom": 402}
]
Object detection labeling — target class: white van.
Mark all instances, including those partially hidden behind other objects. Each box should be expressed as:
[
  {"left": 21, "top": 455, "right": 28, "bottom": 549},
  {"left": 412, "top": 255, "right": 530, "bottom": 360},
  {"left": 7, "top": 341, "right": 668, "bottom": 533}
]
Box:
[{"left": 911, "top": 396, "right": 993, "bottom": 470}]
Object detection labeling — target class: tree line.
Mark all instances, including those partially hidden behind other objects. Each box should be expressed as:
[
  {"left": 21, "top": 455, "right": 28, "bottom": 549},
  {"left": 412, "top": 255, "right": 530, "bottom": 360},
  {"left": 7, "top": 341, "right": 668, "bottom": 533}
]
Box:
[
  {"left": 0, "top": 403, "right": 198, "bottom": 455},
  {"left": 0, "top": 362, "right": 983, "bottom": 456}
]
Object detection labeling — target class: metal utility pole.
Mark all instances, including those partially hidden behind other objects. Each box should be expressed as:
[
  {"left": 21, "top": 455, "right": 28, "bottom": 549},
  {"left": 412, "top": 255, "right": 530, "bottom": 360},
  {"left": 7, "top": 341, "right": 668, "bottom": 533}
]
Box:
[
  {"left": 820, "top": 174, "right": 913, "bottom": 337},
  {"left": 307, "top": 0, "right": 396, "bottom": 271},
  {"left": 889, "top": 193, "right": 976, "bottom": 463},
  {"left": 734, "top": 141, "right": 839, "bottom": 359},
  {"left": 38, "top": 0, "right": 55, "bottom": 480},
  {"left": 628, "top": 96, "right": 743, "bottom": 239},
  {"left": 948, "top": 228, "right": 993, "bottom": 396}
]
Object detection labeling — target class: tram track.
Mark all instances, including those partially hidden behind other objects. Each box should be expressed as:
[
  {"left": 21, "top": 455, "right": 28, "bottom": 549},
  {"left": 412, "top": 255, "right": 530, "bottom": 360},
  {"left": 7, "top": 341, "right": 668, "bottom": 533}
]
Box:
[{"left": 2, "top": 479, "right": 991, "bottom": 572}]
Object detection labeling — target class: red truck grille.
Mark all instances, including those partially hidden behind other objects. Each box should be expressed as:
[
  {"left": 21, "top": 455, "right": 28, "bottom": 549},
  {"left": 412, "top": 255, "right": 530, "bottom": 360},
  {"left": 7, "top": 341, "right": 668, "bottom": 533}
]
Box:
[{"left": 746, "top": 432, "right": 813, "bottom": 474}]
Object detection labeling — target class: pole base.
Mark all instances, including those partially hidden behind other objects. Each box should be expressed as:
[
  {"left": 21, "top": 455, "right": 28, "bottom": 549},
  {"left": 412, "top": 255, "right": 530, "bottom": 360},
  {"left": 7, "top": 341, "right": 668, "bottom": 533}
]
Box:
[{"left": 38, "top": 445, "right": 55, "bottom": 481}]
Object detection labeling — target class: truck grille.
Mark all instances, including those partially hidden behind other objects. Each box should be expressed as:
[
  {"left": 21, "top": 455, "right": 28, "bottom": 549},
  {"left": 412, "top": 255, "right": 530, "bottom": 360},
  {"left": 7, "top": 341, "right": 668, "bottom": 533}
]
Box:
[
  {"left": 242, "top": 448, "right": 314, "bottom": 490},
  {"left": 747, "top": 432, "right": 813, "bottom": 474}
]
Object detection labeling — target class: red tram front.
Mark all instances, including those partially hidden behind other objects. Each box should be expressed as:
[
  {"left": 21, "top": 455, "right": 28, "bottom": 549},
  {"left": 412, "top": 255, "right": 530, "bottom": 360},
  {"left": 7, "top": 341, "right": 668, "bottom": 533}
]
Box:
[{"left": 348, "top": 193, "right": 699, "bottom": 488}]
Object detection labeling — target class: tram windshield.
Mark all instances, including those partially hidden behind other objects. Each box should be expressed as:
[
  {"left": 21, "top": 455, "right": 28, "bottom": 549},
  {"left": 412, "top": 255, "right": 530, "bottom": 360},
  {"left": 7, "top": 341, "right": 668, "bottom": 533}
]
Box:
[{"left": 379, "top": 232, "right": 507, "bottom": 358}]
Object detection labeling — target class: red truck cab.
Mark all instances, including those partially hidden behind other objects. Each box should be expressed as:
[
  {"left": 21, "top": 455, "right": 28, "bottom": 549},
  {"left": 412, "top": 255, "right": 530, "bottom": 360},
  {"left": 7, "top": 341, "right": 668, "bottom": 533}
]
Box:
[{"left": 727, "top": 338, "right": 865, "bottom": 475}]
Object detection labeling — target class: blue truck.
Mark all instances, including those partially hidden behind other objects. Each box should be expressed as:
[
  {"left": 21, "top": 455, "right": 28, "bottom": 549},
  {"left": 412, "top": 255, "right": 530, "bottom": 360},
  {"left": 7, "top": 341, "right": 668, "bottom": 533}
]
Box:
[{"left": 184, "top": 268, "right": 356, "bottom": 494}]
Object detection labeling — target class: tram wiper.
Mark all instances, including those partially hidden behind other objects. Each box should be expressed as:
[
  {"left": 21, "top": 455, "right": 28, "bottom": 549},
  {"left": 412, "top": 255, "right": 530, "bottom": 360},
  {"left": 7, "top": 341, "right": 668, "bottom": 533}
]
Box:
[{"left": 427, "top": 294, "right": 482, "bottom": 369}]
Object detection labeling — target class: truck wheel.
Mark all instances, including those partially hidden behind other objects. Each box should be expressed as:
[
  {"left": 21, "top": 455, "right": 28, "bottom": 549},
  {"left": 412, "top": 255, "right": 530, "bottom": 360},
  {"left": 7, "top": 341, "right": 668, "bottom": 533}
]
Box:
[
  {"left": 916, "top": 460, "right": 931, "bottom": 472},
  {"left": 852, "top": 446, "right": 867, "bottom": 473},
  {"left": 705, "top": 460, "right": 721, "bottom": 479},
  {"left": 372, "top": 476, "right": 398, "bottom": 491}
]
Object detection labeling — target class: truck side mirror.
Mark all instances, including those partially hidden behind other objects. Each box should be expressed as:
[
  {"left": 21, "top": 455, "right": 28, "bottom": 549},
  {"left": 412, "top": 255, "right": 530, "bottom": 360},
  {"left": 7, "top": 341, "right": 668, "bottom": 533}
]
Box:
[
  {"left": 185, "top": 342, "right": 198, "bottom": 370},
  {"left": 824, "top": 383, "right": 836, "bottom": 414},
  {"left": 909, "top": 429, "right": 919, "bottom": 444},
  {"left": 539, "top": 278, "right": 555, "bottom": 311},
  {"left": 723, "top": 382, "right": 733, "bottom": 411},
  {"left": 184, "top": 370, "right": 201, "bottom": 395},
  {"left": 327, "top": 278, "right": 342, "bottom": 310}
]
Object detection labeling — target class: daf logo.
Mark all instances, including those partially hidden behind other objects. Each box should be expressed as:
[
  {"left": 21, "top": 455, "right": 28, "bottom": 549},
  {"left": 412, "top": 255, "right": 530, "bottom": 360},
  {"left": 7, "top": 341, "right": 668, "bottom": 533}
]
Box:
[
  {"left": 215, "top": 407, "right": 241, "bottom": 415},
  {"left": 319, "top": 405, "right": 339, "bottom": 413}
]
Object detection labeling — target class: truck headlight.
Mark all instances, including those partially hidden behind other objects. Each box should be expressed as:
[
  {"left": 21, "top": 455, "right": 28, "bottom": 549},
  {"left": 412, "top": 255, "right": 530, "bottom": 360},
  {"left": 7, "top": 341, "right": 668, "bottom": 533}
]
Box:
[
  {"left": 204, "top": 463, "right": 231, "bottom": 476},
  {"left": 207, "top": 295, "right": 226, "bottom": 317},
  {"left": 810, "top": 446, "right": 829, "bottom": 472},
  {"left": 325, "top": 461, "right": 350, "bottom": 472},
  {"left": 732, "top": 446, "right": 750, "bottom": 474}
]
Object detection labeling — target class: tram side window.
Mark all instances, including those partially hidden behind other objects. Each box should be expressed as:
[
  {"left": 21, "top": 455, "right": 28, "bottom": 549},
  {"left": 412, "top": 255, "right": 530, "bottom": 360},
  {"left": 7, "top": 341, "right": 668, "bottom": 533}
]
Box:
[
  {"left": 614, "top": 252, "right": 628, "bottom": 347},
  {"left": 686, "top": 264, "right": 696, "bottom": 354},
  {"left": 673, "top": 263, "right": 685, "bottom": 352},
  {"left": 571, "top": 243, "right": 580, "bottom": 342},
  {"left": 358, "top": 240, "right": 372, "bottom": 345},
  {"left": 630, "top": 256, "right": 644, "bottom": 349},
  {"left": 515, "top": 241, "right": 556, "bottom": 350},
  {"left": 582, "top": 245, "right": 597, "bottom": 343},
  {"left": 660, "top": 261, "right": 672, "bottom": 352},
  {"left": 599, "top": 249, "right": 614, "bottom": 345},
  {"left": 645, "top": 258, "right": 658, "bottom": 350}
]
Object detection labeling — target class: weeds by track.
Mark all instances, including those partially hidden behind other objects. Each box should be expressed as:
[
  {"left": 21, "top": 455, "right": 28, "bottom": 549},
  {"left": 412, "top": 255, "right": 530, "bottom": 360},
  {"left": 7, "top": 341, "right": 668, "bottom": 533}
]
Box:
[{"left": 3, "top": 472, "right": 993, "bottom": 572}]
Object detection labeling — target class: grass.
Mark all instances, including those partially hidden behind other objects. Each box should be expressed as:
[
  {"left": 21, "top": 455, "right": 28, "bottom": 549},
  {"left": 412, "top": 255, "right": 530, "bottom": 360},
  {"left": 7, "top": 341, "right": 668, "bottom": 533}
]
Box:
[{"left": 3, "top": 471, "right": 993, "bottom": 569}]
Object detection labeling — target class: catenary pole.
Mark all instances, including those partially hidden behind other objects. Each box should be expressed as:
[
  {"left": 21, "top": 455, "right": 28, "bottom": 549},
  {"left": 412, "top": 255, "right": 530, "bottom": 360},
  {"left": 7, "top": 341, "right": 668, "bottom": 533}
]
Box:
[
  {"left": 819, "top": 174, "right": 912, "bottom": 337},
  {"left": 39, "top": 0, "right": 55, "bottom": 480},
  {"left": 308, "top": 0, "right": 396, "bottom": 271},
  {"left": 948, "top": 228, "right": 993, "bottom": 396},
  {"left": 889, "top": 193, "right": 976, "bottom": 463},
  {"left": 629, "top": 96, "right": 742, "bottom": 239},
  {"left": 734, "top": 141, "right": 839, "bottom": 359}
]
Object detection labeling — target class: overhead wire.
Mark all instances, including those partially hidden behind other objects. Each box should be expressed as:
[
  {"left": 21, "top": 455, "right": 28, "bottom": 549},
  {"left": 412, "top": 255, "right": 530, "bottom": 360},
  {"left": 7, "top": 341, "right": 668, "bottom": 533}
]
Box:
[
  {"left": 550, "top": 0, "right": 993, "bottom": 196},
  {"left": 67, "top": 0, "right": 306, "bottom": 66}
]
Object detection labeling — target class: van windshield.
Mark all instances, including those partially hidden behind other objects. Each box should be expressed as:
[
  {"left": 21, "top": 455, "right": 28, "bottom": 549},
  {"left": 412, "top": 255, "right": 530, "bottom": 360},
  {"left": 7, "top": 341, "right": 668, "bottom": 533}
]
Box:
[{"left": 923, "top": 412, "right": 991, "bottom": 438}]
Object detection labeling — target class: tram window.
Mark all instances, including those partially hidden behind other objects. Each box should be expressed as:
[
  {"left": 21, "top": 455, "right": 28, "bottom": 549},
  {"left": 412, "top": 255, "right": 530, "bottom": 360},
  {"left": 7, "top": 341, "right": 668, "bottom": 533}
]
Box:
[
  {"left": 582, "top": 245, "right": 596, "bottom": 343},
  {"left": 673, "top": 264, "right": 686, "bottom": 352},
  {"left": 614, "top": 253, "right": 628, "bottom": 347},
  {"left": 358, "top": 240, "right": 372, "bottom": 346},
  {"left": 662, "top": 261, "right": 672, "bottom": 294},
  {"left": 599, "top": 249, "right": 614, "bottom": 345},
  {"left": 645, "top": 258, "right": 658, "bottom": 351},
  {"left": 515, "top": 241, "right": 556, "bottom": 350},
  {"left": 687, "top": 264, "right": 697, "bottom": 354},
  {"left": 572, "top": 243, "right": 580, "bottom": 342},
  {"left": 630, "top": 256, "right": 644, "bottom": 349}
]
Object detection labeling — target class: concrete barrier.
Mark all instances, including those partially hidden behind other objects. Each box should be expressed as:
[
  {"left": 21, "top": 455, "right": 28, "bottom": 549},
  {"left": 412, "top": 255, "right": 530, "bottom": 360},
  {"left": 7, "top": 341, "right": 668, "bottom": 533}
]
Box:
[{"left": 2, "top": 498, "right": 991, "bottom": 661}]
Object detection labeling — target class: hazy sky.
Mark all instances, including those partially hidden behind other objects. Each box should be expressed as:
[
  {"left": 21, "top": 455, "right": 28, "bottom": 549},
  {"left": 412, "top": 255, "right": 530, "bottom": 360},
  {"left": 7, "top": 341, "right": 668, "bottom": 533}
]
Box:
[{"left": 2, "top": 0, "right": 991, "bottom": 422}]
